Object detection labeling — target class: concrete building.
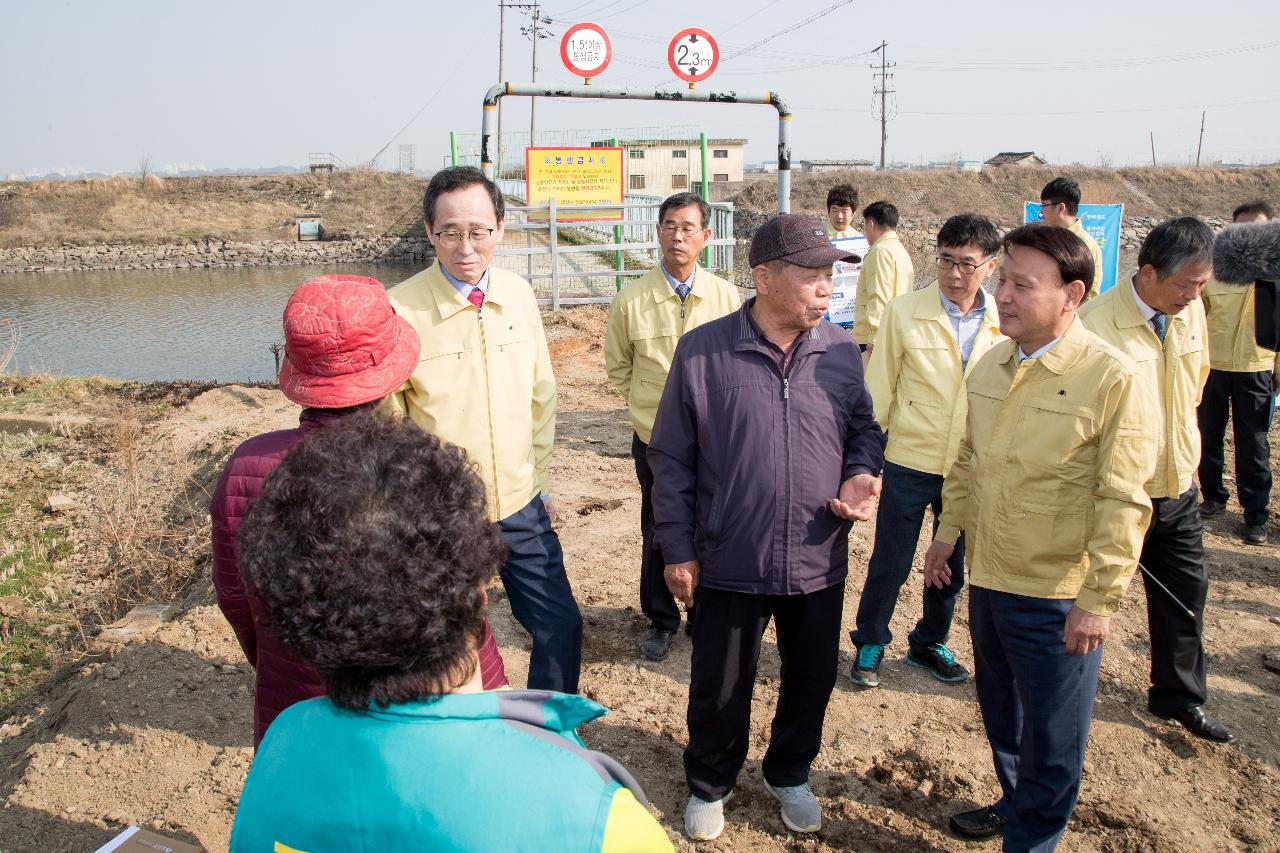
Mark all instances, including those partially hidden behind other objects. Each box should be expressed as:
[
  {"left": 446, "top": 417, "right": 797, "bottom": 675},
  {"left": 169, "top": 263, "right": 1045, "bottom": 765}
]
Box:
[
  {"left": 593, "top": 138, "right": 746, "bottom": 196},
  {"left": 983, "top": 151, "right": 1049, "bottom": 170}
]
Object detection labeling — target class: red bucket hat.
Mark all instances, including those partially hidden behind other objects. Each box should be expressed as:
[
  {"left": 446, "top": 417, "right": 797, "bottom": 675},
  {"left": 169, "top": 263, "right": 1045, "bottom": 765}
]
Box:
[{"left": 278, "top": 275, "right": 420, "bottom": 408}]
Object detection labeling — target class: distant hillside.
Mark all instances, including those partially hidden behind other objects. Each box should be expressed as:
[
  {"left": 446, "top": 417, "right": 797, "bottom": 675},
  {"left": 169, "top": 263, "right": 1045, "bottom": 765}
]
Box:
[
  {"left": 730, "top": 166, "right": 1280, "bottom": 224},
  {"left": 0, "top": 172, "right": 426, "bottom": 248}
]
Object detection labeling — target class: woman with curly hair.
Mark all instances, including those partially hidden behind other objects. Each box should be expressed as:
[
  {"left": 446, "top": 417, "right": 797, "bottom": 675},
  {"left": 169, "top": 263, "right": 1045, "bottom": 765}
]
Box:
[
  {"left": 229, "top": 413, "right": 672, "bottom": 852},
  {"left": 210, "top": 275, "right": 508, "bottom": 748}
]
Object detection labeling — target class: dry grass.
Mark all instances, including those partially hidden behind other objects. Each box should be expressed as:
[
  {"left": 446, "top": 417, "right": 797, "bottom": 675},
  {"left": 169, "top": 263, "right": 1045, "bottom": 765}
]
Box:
[
  {"left": 731, "top": 166, "right": 1280, "bottom": 224},
  {"left": 0, "top": 171, "right": 428, "bottom": 248},
  {"left": 84, "top": 414, "right": 208, "bottom": 616}
]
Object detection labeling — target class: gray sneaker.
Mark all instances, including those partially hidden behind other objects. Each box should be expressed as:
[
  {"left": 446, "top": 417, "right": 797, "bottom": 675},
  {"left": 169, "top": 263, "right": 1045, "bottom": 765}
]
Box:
[
  {"left": 683, "top": 792, "right": 731, "bottom": 840},
  {"left": 764, "top": 780, "right": 822, "bottom": 833}
]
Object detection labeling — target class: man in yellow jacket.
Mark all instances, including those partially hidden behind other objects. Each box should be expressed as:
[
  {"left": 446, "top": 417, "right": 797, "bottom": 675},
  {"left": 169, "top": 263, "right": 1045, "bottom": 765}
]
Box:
[
  {"left": 1198, "top": 201, "right": 1277, "bottom": 545},
  {"left": 1040, "top": 176, "right": 1105, "bottom": 299},
  {"left": 1081, "top": 217, "right": 1235, "bottom": 744},
  {"left": 605, "top": 192, "right": 740, "bottom": 661},
  {"left": 385, "top": 166, "right": 582, "bottom": 694},
  {"left": 850, "top": 214, "right": 1004, "bottom": 689},
  {"left": 853, "top": 201, "right": 915, "bottom": 354},
  {"left": 923, "top": 223, "right": 1157, "bottom": 850}
]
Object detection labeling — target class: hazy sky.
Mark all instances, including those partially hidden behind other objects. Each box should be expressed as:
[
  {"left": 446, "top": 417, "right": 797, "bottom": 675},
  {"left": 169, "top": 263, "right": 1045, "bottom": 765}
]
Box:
[{"left": 4, "top": 0, "right": 1278, "bottom": 176}]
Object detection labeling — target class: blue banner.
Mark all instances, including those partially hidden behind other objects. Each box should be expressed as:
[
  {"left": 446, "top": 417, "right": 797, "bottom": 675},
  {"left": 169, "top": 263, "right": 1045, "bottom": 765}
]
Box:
[{"left": 1024, "top": 202, "right": 1124, "bottom": 293}]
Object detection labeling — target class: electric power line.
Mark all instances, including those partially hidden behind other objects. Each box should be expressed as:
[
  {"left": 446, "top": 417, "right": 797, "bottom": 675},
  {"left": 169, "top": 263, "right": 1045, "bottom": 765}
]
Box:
[
  {"left": 793, "top": 94, "right": 1280, "bottom": 117},
  {"left": 366, "top": 68, "right": 460, "bottom": 167},
  {"left": 722, "top": 0, "right": 856, "bottom": 62},
  {"left": 892, "top": 40, "right": 1278, "bottom": 73}
]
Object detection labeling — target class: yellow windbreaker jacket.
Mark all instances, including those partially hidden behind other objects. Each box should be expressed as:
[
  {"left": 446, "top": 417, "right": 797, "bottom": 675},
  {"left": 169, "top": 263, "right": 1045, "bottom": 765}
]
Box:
[
  {"left": 936, "top": 318, "right": 1157, "bottom": 615},
  {"left": 385, "top": 262, "right": 556, "bottom": 522},
  {"left": 853, "top": 232, "right": 915, "bottom": 345},
  {"left": 604, "top": 265, "right": 740, "bottom": 444},
  {"left": 1201, "top": 278, "right": 1280, "bottom": 375},
  {"left": 1068, "top": 218, "right": 1104, "bottom": 300},
  {"left": 1080, "top": 280, "right": 1210, "bottom": 499},
  {"left": 866, "top": 282, "right": 1004, "bottom": 476}
]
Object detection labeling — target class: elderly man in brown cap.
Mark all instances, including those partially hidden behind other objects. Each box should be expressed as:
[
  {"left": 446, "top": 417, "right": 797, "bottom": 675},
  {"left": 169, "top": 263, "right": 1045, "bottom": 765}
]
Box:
[{"left": 648, "top": 214, "right": 887, "bottom": 841}]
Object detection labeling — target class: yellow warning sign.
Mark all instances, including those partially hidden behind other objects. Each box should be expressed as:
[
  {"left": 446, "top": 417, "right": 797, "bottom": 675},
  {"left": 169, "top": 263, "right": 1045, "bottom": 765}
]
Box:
[{"left": 525, "top": 147, "right": 624, "bottom": 221}]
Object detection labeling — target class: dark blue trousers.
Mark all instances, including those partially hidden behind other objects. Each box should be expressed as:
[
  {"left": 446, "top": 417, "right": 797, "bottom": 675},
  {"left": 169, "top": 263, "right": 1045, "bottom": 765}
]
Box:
[
  {"left": 498, "top": 495, "right": 583, "bottom": 694},
  {"left": 1197, "top": 368, "right": 1272, "bottom": 526},
  {"left": 969, "top": 587, "right": 1102, "bottom": 853},
  {"left": 852, "top": 460, "right": 965, "bottom": 650}
]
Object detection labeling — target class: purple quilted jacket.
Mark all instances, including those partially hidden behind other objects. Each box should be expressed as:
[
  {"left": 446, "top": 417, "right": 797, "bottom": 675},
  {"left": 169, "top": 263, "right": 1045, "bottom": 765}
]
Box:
[{"left": 211, "top": 408, "right": 509, "bottom": 748}]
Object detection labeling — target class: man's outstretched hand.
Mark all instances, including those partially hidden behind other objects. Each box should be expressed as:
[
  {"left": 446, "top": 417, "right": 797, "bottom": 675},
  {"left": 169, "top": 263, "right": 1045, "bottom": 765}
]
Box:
[{"left": 829, "top": 473, "right": 881, "bottom": 521}]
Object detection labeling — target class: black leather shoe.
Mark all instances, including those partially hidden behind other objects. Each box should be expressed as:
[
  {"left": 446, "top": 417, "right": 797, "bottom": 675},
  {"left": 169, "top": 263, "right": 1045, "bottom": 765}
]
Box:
[
  {"left": 1243, "top": 524, "right": 1268, "bottom": 545},
  {"left": 1198, "top": 499, "right": 1226, "bottom": 518},
  {"left": 640, "top": 627, "right": 675, "bottom": 661},
  {"left": 949, "top": 805, "right": 1006, "bottom": 840},
  {"left": 1151, "top": 705, "right": 1236, "bottom": 743}
]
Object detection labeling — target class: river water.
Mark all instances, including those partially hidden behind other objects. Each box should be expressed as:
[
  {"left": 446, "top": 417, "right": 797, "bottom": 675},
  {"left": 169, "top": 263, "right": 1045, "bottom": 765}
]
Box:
[{"left": 0, "top": 262, "right": 427, "bottom": 383}]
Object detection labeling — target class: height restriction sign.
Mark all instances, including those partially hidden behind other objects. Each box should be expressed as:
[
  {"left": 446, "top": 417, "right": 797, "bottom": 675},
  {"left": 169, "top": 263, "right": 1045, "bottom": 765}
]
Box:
[
  {"left": 667, "top": 27, "right": 719, "bottom": 83},
  {"left": 560, "top": 22, "right": 612, "bottom": 79}
]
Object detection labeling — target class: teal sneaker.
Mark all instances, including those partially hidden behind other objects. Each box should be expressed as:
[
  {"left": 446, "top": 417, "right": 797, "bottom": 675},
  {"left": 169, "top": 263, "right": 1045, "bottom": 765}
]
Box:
[
  {"left": 906, "top": 643, "right": 970, "bottom": 683},
  {"left": 850, "top": 643, "right": 884, "bottom": 688}
]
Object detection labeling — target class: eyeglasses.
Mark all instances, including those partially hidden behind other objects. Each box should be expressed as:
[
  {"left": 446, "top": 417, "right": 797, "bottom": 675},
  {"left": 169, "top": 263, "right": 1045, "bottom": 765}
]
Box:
[
  {"left": 433, "top": 227, "right": 497, "bottom": 248},
  {"left": 936, "top": 256, "right": 993, "bottom": 275},
  {"left": 659, "top": 224, "right": 706, "bottom": 236}
]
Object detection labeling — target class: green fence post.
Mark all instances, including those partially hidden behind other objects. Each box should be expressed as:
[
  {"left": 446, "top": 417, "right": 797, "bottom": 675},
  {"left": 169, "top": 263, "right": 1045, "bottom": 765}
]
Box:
[
  {"left": 449, "top": 132, "right": 458, "bottom": 167},
  {"left": 700, "top": 132, "right": 711, "bottom": 268}
]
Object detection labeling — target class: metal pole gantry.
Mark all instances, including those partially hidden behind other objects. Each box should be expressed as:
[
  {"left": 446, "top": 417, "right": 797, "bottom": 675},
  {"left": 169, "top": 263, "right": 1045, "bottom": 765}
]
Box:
[{"left": 481, "top": 82, "right": 792, "bottom": 213}]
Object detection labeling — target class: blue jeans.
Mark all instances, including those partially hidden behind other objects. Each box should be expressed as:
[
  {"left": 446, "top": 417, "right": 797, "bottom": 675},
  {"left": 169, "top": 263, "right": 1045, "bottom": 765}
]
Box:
[
  {"left": 969, "top": 587, "right": 1102, "bottom": 853},
  {"left": 851, "top": 460, "right": 965, "bottom": 651},
  {"left": 498, "top": 496, "right": 583, "bottom": 694}
]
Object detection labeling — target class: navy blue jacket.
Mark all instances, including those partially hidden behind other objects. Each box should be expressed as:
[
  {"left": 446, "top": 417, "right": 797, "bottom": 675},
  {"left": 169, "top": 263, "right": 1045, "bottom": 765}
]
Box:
[{"left": 648, "top": 300, "right": 886, "bottom": 595}]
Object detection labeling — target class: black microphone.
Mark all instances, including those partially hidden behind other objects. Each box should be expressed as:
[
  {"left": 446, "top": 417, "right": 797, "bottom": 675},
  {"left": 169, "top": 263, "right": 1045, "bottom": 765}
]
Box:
[{"left": 1212, "top": 221, "right": 1280, "bottom": 350}]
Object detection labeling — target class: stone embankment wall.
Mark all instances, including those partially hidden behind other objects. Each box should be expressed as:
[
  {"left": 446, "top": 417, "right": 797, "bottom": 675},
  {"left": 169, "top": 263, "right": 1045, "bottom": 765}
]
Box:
[{"left": 0, "top": 236, "right": 434, "bottom": 274}]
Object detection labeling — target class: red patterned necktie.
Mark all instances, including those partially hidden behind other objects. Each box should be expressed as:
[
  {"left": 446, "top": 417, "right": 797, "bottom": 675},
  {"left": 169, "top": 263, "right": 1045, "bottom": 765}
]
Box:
[{"left": 468, "top": 287, "right": 485, "bottom": 309}]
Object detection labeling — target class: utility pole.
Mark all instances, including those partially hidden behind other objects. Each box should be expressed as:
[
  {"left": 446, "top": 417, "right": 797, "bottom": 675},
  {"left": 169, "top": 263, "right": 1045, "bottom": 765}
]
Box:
[
  {"left": 1196, "top": 110, "right": 1205, "bottom": 167},
  {"left": 530, "top": 2, "right": 539, "bottom": 148},
  {"left": 870, "top": 41, "right": 894, "bottom": 171},
  {"left": 517, "top": 5, "right": 552, "bottom": 155},
  {"left": 1150, "top": 131, "right": 1157, "bottom": 166}
]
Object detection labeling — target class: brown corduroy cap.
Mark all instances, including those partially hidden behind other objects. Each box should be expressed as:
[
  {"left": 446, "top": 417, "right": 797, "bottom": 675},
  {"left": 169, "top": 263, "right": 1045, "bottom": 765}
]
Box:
[{"left": 748, "top": 213, "right": 863, "bottom": 268}]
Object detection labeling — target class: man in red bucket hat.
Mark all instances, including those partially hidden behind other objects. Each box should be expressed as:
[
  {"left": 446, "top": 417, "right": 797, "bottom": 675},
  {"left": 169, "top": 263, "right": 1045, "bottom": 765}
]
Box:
[{"left": 211, "top": 274, "right": 509, "bottom": 748}]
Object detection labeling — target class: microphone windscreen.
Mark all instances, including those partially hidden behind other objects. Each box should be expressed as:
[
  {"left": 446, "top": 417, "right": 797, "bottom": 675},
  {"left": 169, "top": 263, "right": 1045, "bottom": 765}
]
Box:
[{"left": 1213, "top": 221, "right": 1280, "bottom": 284}]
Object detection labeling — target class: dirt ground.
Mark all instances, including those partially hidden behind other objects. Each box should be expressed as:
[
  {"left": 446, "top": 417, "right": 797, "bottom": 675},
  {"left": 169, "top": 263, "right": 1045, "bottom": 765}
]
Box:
[{"left": 1, "top": 305, "right": 1278, "bottom": 852}]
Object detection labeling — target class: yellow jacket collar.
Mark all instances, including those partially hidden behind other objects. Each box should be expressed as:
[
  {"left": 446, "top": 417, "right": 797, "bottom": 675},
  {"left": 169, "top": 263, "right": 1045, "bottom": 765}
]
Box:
[
  {"left": 647, "top": 264, "right": 705, "bottom": 305},
  {"left": 424, "top": 261, "right": 510, "bottom": 320},
  {"left": 998, "top": 316, "right": 1089, "bottom": 375}
]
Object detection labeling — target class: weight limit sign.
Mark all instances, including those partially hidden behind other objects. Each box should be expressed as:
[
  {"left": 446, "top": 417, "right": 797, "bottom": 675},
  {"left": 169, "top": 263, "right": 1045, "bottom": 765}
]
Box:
[
  {"left": 560, "top": 22, "right": 613, "bottom": 82},
  {"left": 667, "top": 27, "right": 719, "bottom": 85}
]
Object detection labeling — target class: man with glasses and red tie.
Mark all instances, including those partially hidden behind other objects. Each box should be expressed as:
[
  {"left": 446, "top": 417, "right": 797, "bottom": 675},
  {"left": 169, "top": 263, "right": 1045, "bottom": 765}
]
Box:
[
  {"left": 849, "top": 214, "right": 1005, "bottom": 689},
  {"left": 386, "top": 166, "right": 583, "bottom": 695},
  {"left": 605, "top": 192, "right": 741, "bottom": 662}
]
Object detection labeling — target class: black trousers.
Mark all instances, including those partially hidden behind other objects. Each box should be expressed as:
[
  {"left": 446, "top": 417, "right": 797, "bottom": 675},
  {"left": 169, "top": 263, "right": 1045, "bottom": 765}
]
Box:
[
  {"left": 1197, "top": 368, "right": 1273, "bottom": 526},
  {"left": 684, "top": 583, "right": 844, "bottom": 802},
  {"left": 632, "top": 433, "right": 684, "bottom": 633},
  {"left": 1141, "top": 486, "right": 1209, "bottom": 715}
]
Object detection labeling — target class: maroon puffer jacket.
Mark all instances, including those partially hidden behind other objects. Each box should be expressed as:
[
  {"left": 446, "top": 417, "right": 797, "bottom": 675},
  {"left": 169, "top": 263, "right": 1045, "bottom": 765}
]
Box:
[{"left": 211, "top": 408, "right": 509, "bottom": 748}]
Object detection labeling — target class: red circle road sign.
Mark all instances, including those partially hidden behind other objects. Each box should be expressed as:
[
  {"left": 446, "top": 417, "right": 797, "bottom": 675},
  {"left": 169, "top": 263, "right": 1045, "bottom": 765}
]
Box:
[
  {"left": 667, "top": 28, "right": 719, "bottom": 83},
  {"left": 560, "top": 22, "right": 613, "bottom": 78}
]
